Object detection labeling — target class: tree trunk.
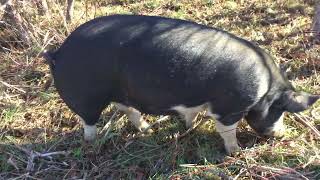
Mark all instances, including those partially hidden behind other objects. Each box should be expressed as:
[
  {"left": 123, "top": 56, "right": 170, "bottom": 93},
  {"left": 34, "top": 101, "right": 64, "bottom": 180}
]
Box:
[
  {"left": 312, "top": 2, "right": 320, "bottom": 40},
  {"left": 66, "top": 0, "right": 74, "bottom": 23}
]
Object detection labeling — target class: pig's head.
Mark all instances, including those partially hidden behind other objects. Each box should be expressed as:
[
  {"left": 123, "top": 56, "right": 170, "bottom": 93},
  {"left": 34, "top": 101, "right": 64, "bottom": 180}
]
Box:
[{"left": 245, "top": 90, "right": 319, "bottom": 137}]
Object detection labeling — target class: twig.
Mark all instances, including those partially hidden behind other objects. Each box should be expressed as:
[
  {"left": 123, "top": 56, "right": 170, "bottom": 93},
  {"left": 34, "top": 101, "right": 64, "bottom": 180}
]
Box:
[
  {"left": 172, "top": 112, "right": 206, "bottom": 140},
  {"left": 35, "top": 151, "right": 70, "bottom": 158},
  {"left": 293, "top": 113, "right": 320, "bottom": 139},
  {"left": 57, "top": 3, "right": 69, "bottom": 34},
  {"left": 8, "top": 173, "right": 30, "bottom": 180},
  {"left": 13, "top": 144, "right": 69, "bottom": 172},
  {"left": 0, "top": 80, "right": 26, "bottom": 93},
  {"left": 100, "top": 110, "right": 118, "bottom": 133},
  {"left": 100, "top": 109, "right": 119, "bottom": 138},
  {"left": 234, "top": 168, "right": 247, "bottom": 180},
  {"left": 303, "top": 155, "right": 317, "bottom": 168},
  {"left": 47, "top": 136, "right": 66, "bottom": 152},
  {"left": 179, "top": 164, "right": 216, "bottom": 168},
  {"left": 252, "top": 165, "right": 309, "bottom": 180},
  {"left": 37, "top": 33, "right": 55, "bottom": 57},
  {"left": 7, "top": 155, "right": 19, "bottom": 170}
]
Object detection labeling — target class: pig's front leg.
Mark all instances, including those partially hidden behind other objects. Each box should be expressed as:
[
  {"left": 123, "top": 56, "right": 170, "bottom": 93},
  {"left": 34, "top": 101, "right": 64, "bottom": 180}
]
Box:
[
  {"left": 215, "top": 120, "right": 240, "bottom": 155},
  {"left": 81, "top": 118, "right": 97, "bottom": 142}
]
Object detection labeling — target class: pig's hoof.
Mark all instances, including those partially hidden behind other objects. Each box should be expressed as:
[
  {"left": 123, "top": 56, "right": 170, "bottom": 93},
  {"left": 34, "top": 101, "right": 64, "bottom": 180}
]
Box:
[{"left": 225, "top": 144, "right": 241, "bottom": 155}]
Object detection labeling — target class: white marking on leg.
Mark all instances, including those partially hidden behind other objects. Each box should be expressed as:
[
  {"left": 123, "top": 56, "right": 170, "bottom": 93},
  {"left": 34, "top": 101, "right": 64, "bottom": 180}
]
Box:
[
  {"left": 83, "top": 123, "right": 97, "bottom": 142},
  {"left": 215, "top": 120, "right": 240, "bottom": 155},
  {"left": 113, "top": 102, "right": 152, "bottom": 133},
  {"left": 171, "top": 104, "right": 206, "bottom": 128},
  {"left": 267, "top": 113, "right": 285, "bottom": 137},
  {"left": 171, "top": 103, "right": 220, "bottom": 128},
  {"left": 79, "top": 117, "right": 97, "bottom": 141}
]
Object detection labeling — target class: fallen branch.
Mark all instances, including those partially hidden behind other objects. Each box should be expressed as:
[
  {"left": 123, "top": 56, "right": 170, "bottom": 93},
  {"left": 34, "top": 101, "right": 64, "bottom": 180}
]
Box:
[
  {"left": 0, "top": 80, "right": 26, "bottom": 93},
  {"left": 251, "top": 165, "right": 309, "bottom": 180},
  {"left": 36, "top": 151, "right": 70, "bottom": 158},
  {"left": 13, "top": 144, "right": 69, "bottom": 172},
  {"left": 100, "top": 109, "right": 119, "bottom": 138},
  {"left": 179, "top": 163, "right": 216, "bottom": 168},
  {"left": 293, "top": 113, "right": 320, "bottom": 139}
]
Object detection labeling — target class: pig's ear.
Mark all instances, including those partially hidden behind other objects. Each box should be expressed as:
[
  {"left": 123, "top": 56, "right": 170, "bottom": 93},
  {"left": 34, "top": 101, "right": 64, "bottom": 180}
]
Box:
[{"left": 282, "top": 91, "right": 320, "bottom": 113}]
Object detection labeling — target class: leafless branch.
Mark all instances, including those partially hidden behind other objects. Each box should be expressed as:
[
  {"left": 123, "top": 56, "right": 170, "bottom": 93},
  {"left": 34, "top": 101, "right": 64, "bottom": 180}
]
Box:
[
  {"left": 294, "top": 113, "right": 320, "bottom": 139},
  {"left": 0, "top": 80, "right": 26, "bottom": 93}
]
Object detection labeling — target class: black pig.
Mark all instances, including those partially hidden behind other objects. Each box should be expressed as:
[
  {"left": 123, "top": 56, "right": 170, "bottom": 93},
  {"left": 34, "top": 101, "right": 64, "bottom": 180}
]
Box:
[{"left": 43, "top": 15, "right": 319, "bottom": 154}]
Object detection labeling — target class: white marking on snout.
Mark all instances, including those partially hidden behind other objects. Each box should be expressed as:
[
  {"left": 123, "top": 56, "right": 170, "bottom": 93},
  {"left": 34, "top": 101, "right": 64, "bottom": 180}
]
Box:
[
  {"left": 267, "top": 113, "right": 285, "bottom": 137},
  {"left": 113, "top": 102, "right": 152, "bottom": 133},
  {"left": 215, "top": 120, "right": 240, "bottom": 155},
  {"left": 171, "top": 103, "right": 220, "bottom": 128}
]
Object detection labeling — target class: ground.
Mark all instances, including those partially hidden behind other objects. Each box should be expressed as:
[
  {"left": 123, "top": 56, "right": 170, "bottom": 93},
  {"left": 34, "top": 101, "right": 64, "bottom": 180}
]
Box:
[{"left": 0, "top": 0, "right": 320, "bottom": 179}]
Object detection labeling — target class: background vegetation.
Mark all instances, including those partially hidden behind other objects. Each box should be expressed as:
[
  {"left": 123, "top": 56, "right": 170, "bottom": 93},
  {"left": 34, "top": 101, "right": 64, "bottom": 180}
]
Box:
[{"left": 0, "top": 0, "right": 319, "bottom": 179}]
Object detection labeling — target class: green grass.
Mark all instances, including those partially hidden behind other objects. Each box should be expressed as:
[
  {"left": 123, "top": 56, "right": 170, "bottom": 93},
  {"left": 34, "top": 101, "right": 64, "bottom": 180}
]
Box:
[
  {"left": 1, "top": 107, "right": 19, "bottom": 124},
  {"left": 0, "top": 0, "right": 319, "bottom": 179}
]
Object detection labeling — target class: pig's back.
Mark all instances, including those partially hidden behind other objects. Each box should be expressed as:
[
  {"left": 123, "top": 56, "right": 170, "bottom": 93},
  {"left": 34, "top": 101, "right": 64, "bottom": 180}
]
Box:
[{"left": 51, "top": 15, "right": 290, "bottom": 115}]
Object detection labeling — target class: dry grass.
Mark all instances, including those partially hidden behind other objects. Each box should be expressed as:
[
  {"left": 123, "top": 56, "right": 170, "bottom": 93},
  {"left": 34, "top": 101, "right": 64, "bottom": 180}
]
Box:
[{"left": 0, "top": 0, "right": 320, "bottom": 179}]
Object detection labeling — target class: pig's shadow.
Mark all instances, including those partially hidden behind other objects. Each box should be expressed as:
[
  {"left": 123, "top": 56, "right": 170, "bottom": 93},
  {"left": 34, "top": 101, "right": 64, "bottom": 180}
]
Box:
[
  {"left": 0, "top": 114, "right": 260, "bottom": 179},
  {"left": 96, "top": 115, "right": 260, "bottom": 167}
]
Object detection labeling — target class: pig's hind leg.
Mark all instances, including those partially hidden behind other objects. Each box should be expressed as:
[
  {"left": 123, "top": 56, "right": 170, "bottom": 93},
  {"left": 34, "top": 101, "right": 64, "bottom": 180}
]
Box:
[
  {"left": 171, "top": 104, "right": 207, "bottom": 128},
  {"left": 114, "top": 103, "right": 153, "bottom": 133}
]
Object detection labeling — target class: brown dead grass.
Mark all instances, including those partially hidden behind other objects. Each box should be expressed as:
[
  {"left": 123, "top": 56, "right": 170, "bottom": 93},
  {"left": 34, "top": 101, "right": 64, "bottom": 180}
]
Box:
[{"left": 0, "top": 0, "right": 320, "bottom": 179}]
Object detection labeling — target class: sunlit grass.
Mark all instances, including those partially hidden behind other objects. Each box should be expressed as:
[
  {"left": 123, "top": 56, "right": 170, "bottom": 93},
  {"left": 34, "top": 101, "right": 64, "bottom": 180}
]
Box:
[{"left": 0, "top": 0, "right": 319, "bottom": 179}]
